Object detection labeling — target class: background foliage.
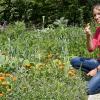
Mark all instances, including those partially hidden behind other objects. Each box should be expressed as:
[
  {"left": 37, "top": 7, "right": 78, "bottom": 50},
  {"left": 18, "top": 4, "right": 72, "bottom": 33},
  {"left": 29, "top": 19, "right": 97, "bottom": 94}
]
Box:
[
  {"left": 0, "top": 21, "right": 89, "bottom": 99},
  {"left": 0, "top": 0, "right": 100, "bottom": 99},
  {"left": 0, "top": 0, "right": 100, "bottom": 26}
]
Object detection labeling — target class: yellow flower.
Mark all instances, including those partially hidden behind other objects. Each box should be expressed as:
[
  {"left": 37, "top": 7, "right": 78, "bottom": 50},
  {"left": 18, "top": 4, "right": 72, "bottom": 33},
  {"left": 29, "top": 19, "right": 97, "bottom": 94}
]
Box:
[
  {"left": 6, "top": 85, "right": 12, "bottom": 92},
  {"left": 7, "top": 88, "right": 12, "bottom": 92},
  {"left": 53, "top": 59, "right": 61, "bottom": 64},
  {"left": 0, "top": 73, "right": 5, "bottom": 77},
  {"left": 1, "top": 81, "right": 9, "bottom": 86},
  {"left": 53, "top": 59, "right": 65, "bottom": 69},
  {"left": 5, "top": 73, "right": 12, "bottom": 77},
  {"left": 25, "top": 64, "right": 32, "bottom": 68},
  {"left": 36, "top": 63, "right": 45, "bottom": 70},
  {"left": 68, "top": 68, "right": 76, "bottom": 77},
  {"left": 47, "top": 53, "right": 53, "bottom": 59},
  {"left": 58, "top": 63, "right": 65, "bottom": 70}
]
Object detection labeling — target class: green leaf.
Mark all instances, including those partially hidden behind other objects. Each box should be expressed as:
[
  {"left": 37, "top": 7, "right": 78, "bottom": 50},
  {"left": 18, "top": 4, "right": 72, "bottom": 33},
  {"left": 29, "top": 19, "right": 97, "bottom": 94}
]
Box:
[
  {"left": 23, "top": 59, "right": 30, "bottom": 66},
  {"left": 0, "top": 55, "right": 6, "bottom": 65}
]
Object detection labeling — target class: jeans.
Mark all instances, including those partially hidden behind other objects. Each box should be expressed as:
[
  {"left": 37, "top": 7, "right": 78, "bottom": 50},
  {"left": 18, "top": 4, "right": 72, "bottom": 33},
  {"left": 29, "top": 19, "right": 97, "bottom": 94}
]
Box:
[{"left": 70, "top": 57, "right": 100, "bottom": 95}]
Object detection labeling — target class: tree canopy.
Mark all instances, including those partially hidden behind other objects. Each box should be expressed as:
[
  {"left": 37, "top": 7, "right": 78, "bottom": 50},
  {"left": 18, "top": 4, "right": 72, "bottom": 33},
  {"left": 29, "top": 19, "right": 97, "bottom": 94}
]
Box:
[{"left": 0, "top": 0, "right": 100, "bottom": 26}]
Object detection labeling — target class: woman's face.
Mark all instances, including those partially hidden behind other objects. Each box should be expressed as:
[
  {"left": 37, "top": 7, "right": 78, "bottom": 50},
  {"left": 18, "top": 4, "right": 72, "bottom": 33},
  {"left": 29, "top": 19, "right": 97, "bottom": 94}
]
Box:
[{"left": 93, "top": 6, "right": 100, "bottom": 24}]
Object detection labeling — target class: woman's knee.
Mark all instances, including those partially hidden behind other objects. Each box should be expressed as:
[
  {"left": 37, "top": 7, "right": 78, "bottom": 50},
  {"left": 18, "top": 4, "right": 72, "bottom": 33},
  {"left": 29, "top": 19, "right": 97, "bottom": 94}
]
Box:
[
  {"left": 70, "top": 57, "right": 81, "bottom": 67},
  {"left": 87, "top": 83, "right": 98, "bottom": 95},
  {"left": 87, "top": 72, "right": 100, "bottom": 95}
]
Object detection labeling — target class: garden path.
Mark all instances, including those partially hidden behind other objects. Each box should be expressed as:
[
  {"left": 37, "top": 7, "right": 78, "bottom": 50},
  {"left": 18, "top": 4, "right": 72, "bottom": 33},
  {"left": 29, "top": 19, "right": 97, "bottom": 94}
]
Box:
[{"left": 88, "top": 94, "right": 100, "bottom": 100}]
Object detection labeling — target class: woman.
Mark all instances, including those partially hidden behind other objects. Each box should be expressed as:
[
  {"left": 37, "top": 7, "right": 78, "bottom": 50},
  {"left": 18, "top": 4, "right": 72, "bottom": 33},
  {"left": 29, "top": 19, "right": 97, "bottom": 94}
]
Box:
[{"left": 70, "top": 3, "right": 100, "bottom": 95}]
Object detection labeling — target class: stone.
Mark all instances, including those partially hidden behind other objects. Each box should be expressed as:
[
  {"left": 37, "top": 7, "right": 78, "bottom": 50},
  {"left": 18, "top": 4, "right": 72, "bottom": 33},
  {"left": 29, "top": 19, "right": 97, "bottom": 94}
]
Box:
[{"left": 88, "top": 94, "right": 100, "bottom": 100}]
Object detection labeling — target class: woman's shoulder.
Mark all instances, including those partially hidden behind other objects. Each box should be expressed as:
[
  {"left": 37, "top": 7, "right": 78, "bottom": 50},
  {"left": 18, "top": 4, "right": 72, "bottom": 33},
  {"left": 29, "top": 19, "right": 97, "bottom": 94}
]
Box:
[
  {"left": 93, "top": 26, "right": 100, "bottom": 36},
  {"left": 95, "top": 26, "right": 100, "bottom": 34},
  {"left": 96, "top": 26, "right": 100, "bottom": 30}
]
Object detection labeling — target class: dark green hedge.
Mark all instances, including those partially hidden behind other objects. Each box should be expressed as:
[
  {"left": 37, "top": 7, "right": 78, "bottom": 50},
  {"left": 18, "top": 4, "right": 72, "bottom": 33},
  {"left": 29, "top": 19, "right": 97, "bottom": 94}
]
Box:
[{"left": 0, "top": 0, "right": 100, "bottom": 26}]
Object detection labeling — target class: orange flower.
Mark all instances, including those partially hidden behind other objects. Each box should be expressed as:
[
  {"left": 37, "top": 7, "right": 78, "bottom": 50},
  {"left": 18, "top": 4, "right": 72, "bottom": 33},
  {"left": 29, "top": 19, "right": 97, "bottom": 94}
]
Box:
[
  {"left": 0, "top": 93, "right": 4, "bottom": 96},
  {"left": 12, "top": 76, "right": 17, "bottom": 81},
  {"left": 0, "top": 76, "right": 5, "bottom": 81}
]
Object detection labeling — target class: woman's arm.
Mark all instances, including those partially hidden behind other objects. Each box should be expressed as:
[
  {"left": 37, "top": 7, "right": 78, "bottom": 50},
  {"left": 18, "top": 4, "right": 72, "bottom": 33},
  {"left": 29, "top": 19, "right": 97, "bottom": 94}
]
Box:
[
  {"left": 86, "top": 34, "right": 94, "bottom": 52},
  {"left": 84, "top": 23, "right": 98, "bottom": 52}
]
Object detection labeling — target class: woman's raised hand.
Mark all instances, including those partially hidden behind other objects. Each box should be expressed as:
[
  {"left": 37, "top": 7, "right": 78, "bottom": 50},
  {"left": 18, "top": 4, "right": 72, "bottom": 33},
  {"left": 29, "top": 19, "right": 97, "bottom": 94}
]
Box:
[{"left": 84, "top": 23, "right": 91, "bottom": 36}]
